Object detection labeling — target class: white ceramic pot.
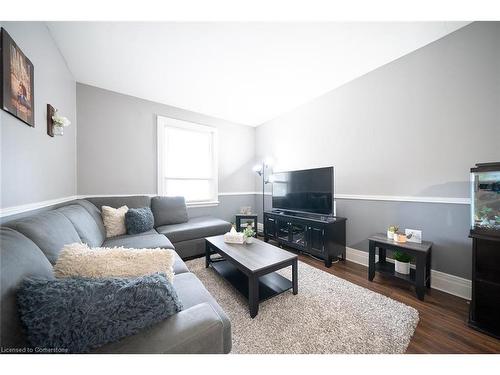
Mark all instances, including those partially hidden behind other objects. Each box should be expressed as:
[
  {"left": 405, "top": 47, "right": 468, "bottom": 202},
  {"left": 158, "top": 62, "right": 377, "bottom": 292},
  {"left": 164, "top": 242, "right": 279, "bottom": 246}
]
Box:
[
  {"left": 394, "top": 260, "right": 410, "bottom": 275},
  {"left": 246, "top": 236, "right": 254, "bottom": 244},
  {"left": 387, "top": 231, "right": 394, "bottom": 240}
]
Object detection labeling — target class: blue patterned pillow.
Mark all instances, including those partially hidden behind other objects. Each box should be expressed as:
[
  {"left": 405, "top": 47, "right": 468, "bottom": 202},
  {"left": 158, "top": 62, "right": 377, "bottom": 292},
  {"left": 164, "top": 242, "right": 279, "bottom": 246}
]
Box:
[
  {"left": 17, "top": 273, "right": 182, "bottom": 353},
  {"left": 125, "top": 207, "right": 154, "bottom": 234}
]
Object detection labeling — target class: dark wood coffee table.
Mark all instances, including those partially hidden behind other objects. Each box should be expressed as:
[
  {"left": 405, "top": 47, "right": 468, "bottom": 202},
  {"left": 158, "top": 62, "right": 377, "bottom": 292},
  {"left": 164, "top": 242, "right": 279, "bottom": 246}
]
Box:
[{"left": 205, "top": 235, "right": 298, "bottom": 318}]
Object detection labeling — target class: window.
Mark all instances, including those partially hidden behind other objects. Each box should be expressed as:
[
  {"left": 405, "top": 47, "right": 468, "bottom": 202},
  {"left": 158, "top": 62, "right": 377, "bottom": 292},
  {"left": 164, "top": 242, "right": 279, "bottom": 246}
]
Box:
[{"left": 157, "top": 116, "right": 218, "bottom": 206}]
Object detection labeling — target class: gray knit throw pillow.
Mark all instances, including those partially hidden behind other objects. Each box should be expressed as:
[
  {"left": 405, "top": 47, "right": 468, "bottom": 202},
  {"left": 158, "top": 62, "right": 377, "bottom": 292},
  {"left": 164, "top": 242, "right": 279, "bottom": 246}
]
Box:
[
  {"left": 125, "top": 207, "right": 154, "bottom": 235},
  {"left": 17, "top": 273, "right": 182, "bottom": 353}
]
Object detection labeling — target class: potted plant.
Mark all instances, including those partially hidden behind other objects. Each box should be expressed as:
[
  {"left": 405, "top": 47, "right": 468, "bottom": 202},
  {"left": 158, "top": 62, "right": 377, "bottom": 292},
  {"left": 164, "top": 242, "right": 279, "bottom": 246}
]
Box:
[
  {"left": 387, "top": 225, "right": 399, "bottom": 240},
  {"left": 243, "top": 226, "right": 256, "bottom": 244},
  {"left": 393, "top": 250, "right": 412, "bottom": 275}
]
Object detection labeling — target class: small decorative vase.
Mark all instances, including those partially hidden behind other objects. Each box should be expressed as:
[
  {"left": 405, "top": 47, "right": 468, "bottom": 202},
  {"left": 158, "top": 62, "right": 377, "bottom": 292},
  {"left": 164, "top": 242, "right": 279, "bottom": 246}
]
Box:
[
  {"left": 387, "top": 231, "right": 394, "bottom": 240},
  {"left": 395, "top": 260, "right": 410, "bottom": 275},
  {"left": 53, "top": 125, "right": 64, "bottom": 136},
  {"left": 246, "top": 236, "right": 254, "bottom": 244},
  {"left": 396, "top": 234, "right": 407, "bottom": 243}
]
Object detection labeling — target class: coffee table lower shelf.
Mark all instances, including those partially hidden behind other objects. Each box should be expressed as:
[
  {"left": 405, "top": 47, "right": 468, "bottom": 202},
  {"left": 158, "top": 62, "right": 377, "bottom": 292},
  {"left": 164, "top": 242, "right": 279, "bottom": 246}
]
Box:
[{"left": 210, "top": 259, "right": 292, "bottom": 302}]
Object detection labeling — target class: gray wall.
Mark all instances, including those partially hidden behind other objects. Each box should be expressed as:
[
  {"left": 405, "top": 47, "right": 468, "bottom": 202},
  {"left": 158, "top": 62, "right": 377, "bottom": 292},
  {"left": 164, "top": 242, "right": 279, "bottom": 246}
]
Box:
[
  {"left": 76, "top": 83, "right": 257, "bottom": 219},
  {"left": 0, "top": 22, "right": 77, "bottom": 209},
  {"left": 256, "top": 22, "right": 500, "bottom": 279}
]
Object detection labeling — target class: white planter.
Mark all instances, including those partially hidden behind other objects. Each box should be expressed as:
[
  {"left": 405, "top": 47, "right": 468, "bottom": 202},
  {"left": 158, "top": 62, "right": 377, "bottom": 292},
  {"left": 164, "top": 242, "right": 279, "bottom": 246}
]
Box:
[
  {"left": 387, "top": 231, "right": 394, "bottom": 240},
  {"left": 245, "top": 236, "right": 254, "bottom": 244},
  {"left": 394, "top": 260, "right": 410, "bottom": 275},
  {"left": 53, "top": 125, "right": 64, "bottom": 136}
]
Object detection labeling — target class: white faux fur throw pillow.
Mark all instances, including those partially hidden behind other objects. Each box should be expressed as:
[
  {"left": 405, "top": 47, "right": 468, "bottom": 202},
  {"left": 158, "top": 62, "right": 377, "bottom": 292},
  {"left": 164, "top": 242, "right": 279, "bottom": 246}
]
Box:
[
  {"left": 54, "top": 243, "right": 176, "bottom": 282},
  {"left": 101, "top": 205, "right": 128, "bottom": 238}
]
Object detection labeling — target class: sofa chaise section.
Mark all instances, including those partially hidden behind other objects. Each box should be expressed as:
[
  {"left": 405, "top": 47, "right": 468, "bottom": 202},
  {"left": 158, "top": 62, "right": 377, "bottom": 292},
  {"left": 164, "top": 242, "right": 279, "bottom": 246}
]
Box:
[
  {"left": 156, "top": 216, "right": 232, "bottom": 258},
  {"left": 0, "top": 195, "right": 233, "bottom": 353},
  {"left": 156, "top": 216, "right": 232, "bottom": 243},
  {"left": 94, "top": 272, "right": 233, "bottom": 354},
  {"left": 173, "top": 272, "right": 232, "bottom": 353},
  {"left": 93, "top": 303, "right": 225, "bottom": 354}
]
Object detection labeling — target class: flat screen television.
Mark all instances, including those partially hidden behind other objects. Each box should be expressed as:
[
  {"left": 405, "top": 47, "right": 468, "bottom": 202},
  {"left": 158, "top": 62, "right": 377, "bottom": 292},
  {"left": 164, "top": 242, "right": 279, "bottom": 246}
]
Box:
[{"left": 271, "top": 166, "right": 334, "bottom": 215}]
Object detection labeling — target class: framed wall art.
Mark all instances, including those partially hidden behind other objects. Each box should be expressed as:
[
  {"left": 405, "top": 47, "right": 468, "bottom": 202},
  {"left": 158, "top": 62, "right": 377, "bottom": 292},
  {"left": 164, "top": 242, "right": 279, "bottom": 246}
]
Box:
[{"left": 1, "top": 27, "right": 35, "bottom": 127}]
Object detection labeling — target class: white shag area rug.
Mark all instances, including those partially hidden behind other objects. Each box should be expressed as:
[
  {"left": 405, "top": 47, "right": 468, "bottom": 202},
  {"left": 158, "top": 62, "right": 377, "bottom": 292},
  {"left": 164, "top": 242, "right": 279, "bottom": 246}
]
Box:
[{"left": 186, "top": 257, "right": 419, "bottom": 354}]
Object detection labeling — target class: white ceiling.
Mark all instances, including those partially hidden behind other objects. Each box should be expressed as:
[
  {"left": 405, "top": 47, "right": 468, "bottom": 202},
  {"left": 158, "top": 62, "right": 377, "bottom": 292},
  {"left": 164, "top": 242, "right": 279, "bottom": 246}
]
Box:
[{"left": 47, "top": 22, "right": 469, "bottom": 126}]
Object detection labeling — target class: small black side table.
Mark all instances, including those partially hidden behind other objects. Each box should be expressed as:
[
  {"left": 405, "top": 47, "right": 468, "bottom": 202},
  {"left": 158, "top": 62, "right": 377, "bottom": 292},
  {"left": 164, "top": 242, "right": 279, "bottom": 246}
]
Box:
[
  {"left": 368, "top": 233, "right": 432, "bottom": 301},
  {"left": 235, "top": 214, "right": 258, "bottom": 236}
]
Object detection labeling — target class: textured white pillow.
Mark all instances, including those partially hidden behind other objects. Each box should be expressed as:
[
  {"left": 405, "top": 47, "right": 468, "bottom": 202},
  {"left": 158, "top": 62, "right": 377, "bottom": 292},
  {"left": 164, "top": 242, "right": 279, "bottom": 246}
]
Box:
[
  {"left": 101, "top": 205, "right": 128, "bottom": 238},
  {"left": 54, "top": 243, "right": 176, "bottom": 282}
]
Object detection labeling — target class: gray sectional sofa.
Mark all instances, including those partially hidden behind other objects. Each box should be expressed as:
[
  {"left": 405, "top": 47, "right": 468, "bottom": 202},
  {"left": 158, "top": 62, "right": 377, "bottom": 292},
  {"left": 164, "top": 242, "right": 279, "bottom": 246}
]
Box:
[{"left": 0, "top": 195, "right": 233, "bottom": 353}]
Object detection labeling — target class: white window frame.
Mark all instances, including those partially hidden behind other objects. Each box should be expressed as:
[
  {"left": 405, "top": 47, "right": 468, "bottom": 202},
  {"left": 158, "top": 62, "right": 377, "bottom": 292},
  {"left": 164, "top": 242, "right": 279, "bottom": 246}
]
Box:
[{"left": 157, "top": 116, "right": 219, "bottom": 207}]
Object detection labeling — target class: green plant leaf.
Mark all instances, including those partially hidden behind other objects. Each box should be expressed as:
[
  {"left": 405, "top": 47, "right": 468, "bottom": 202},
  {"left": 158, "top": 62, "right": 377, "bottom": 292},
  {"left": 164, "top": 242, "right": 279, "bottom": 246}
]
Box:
[{"left": 393, "top": 250, "right": 412, "bottom": 263}]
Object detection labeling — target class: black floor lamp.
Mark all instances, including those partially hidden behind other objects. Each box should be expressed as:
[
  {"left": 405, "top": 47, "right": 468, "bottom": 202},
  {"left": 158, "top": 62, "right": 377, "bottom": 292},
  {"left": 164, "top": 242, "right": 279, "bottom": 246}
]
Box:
[{"left": 253, "top": 159, "right": 273, "bottom": 234}]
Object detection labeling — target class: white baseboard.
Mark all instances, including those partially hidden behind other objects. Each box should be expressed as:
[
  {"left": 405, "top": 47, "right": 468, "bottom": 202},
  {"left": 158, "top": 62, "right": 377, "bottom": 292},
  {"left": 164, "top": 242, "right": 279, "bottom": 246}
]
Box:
[
  {"left": 347, "top": 246, "right": 379, "bottom": 265},
  {"left": 429, "top": 269, "right": 472, "bottom": 300},
  {"left": 346, "top": 247, "right": 471, "bottom": 300}
]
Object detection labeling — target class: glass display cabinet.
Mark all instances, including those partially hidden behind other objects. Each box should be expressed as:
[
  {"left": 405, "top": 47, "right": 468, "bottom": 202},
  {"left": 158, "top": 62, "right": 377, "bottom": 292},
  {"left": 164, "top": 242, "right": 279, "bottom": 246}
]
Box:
[{"left": 468, "top": 162, "right": 500, "bottom": 339}]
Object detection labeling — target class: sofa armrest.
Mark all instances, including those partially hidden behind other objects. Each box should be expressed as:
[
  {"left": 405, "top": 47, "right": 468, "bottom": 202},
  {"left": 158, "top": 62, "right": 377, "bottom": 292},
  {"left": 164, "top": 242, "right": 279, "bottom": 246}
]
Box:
[{"left": 93, "top": 303, "right": 226, "bottom": 354}]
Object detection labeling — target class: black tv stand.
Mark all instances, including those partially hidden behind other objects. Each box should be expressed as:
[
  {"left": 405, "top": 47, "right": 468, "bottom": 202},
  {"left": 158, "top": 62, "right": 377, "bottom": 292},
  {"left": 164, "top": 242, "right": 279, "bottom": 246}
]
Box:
[{"left": 263, "top": 210, "right": 346, "bottom": 267}]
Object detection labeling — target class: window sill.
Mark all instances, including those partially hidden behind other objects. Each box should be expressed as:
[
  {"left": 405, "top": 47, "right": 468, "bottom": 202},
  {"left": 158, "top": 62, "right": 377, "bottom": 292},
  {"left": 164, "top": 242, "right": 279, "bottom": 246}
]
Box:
[{"left": 186, "top": 200, "right": 220, "bottom": 208}]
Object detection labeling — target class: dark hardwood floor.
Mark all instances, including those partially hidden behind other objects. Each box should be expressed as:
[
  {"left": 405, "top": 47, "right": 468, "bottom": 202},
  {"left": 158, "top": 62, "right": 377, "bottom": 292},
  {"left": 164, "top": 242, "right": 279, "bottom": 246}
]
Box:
[{"left": 296, "top": 253, "right": 500, "bottom": 353}]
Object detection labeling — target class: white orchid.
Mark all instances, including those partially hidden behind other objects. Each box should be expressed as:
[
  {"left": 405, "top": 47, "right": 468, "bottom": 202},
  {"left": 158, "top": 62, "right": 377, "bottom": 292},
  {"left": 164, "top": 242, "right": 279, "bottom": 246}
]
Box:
[{"left": 52, "top": 112, "right": 71, "bottom": 127}]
